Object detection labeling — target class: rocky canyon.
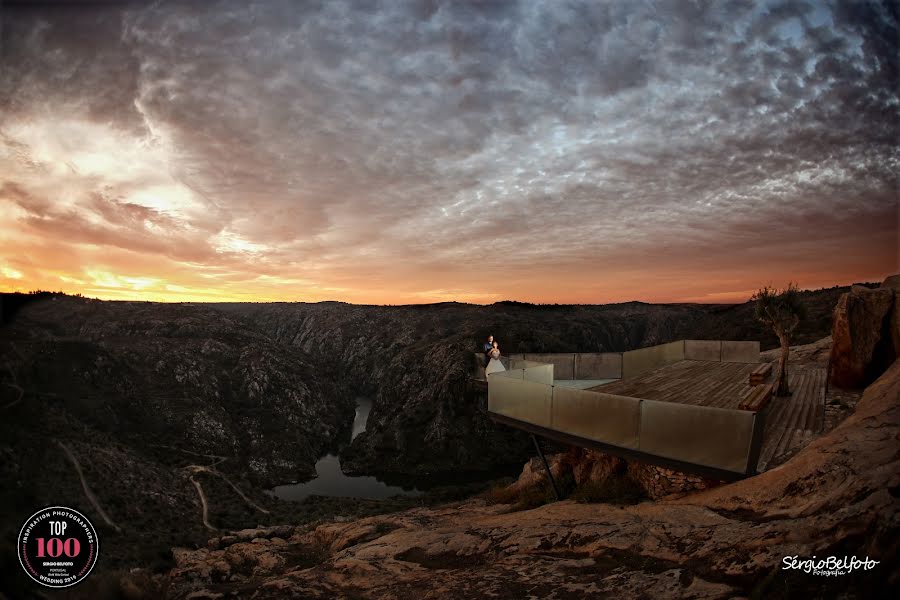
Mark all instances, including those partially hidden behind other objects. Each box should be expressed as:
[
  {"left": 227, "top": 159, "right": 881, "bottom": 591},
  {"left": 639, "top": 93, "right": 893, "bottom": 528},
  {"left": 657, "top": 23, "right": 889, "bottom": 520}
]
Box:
[{"left": 0, "top": 281, "right": 894, "bottom": 599}]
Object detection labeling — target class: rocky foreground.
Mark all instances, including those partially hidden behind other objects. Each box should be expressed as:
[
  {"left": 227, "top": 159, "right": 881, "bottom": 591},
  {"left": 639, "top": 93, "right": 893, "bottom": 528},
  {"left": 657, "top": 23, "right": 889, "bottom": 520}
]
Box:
[{"left": 161, "top": 359, "right": 899, "bottom": 599}]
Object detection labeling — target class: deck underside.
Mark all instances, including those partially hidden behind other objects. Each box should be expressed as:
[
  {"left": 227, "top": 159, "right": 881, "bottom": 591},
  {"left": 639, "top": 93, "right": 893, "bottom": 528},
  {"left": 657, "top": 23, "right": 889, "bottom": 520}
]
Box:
[{"left": 487, "top": 412, "right": 752, "bottom": 481}]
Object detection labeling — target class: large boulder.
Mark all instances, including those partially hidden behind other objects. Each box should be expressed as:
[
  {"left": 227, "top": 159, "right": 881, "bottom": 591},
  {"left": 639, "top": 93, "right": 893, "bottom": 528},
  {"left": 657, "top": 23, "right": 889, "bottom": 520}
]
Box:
[{"left": 829, "top": 277, "right": 899, "bottom": 389}]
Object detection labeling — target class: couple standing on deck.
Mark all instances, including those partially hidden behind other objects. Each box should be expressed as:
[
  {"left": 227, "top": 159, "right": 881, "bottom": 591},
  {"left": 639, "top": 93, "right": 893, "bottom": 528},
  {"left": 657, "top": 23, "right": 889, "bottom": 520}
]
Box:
[{"left": 483, "top": 334, "right": 506, "bottom": 377}]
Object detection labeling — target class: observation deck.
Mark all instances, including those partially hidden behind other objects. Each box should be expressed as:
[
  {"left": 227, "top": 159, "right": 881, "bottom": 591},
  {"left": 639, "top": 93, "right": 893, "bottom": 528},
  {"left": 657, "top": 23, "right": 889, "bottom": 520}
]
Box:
[{"left": 475, "top": 340, "right": 824, "bottom": 481}]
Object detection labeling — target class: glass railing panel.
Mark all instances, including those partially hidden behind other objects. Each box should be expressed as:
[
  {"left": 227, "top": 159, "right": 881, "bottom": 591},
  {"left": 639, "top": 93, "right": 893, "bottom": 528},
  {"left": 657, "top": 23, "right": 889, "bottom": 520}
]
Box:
[
  {"left": 721, "top": 341, "right": 760, "bottom": 363},
  {"left": 684, "top": 340, "right": 722, "bottom": 361},
  {"left": 489, "top": 368, "right": 524, "bottom": 380},
  {"left": 574, "top": 353, "right": 623, "bottom": 379},
  {"left": 487, "top": 376, "right": 552, "bottom": 427},
  {"left": 621, "top": 341, "right": 685, "bottom": 379},
  {"left": 520, "top": 353, "right": 575, "bottom": 379},
  {"left": 552, "top": 387, "right": 640, "bottom": 449},
  {"left": 509, "top": 358, "right": 549, "bottom": 370},
  {"left": 638, "top": 399, "right": 754, "bottom": 473},
  {"left": 523, "top": 363, "right": 554, "bottom": 385}
]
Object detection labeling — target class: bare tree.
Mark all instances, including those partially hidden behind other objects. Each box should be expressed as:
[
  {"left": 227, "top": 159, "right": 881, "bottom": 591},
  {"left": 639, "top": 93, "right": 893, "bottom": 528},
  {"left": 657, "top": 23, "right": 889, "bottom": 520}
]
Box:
[{"left": 752, "top": 283, "right": 806, "bottom": 396}]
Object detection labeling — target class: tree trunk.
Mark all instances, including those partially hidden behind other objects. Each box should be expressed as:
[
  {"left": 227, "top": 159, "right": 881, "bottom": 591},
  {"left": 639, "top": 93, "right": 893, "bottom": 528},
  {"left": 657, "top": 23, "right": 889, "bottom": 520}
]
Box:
[{"left": 775, "top": 331, "right": 791, "bottom": 397}]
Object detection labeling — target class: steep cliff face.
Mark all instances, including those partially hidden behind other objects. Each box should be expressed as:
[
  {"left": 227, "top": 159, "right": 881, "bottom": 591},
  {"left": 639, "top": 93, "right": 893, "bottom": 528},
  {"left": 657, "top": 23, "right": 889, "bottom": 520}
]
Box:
[
  {"left": 0, "top": 297, "right": 348, "bottom": 486},
  {"left": 161, "top": 358, "right": 900, "bottom": 599}
]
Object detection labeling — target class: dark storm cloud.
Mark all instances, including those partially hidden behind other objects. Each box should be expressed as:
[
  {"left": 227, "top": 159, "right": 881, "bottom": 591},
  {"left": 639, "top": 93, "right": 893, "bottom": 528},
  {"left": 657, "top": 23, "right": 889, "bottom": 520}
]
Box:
[{"left": 0, "top": 0, "right": 896, "bottom": 302}]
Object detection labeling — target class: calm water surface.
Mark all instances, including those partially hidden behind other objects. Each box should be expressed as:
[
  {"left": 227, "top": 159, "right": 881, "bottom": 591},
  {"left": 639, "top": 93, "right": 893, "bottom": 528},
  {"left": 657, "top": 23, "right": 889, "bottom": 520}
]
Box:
[{"left": 267, "top": 398, "right": 421, "bottom": 501}]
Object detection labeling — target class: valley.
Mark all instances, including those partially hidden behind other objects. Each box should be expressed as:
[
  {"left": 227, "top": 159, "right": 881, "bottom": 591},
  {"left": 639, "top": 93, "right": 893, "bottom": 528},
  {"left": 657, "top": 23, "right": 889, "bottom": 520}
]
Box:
[{"left": 0, "top": 283, "right": 874, "bottom": 597}]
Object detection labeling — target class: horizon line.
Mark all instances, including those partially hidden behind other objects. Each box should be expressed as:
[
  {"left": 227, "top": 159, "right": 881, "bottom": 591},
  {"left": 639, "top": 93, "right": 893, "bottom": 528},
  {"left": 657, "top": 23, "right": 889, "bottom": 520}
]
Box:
[{"left": 0, "top": 279, "right": 882, "bottom": 308}]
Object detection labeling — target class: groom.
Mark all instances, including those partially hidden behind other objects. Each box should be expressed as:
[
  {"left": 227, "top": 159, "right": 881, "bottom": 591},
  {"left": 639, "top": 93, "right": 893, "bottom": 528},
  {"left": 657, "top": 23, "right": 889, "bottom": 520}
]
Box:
[{"left": 483, "top": 335, "right": 494, "bottom": 359}]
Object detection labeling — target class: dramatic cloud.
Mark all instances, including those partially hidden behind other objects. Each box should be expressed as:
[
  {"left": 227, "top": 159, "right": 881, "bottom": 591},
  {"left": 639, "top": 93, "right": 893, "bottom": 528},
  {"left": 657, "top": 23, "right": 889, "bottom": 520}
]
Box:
[{"left": 0, "top": 0, "right": 897, "bottom": 303}]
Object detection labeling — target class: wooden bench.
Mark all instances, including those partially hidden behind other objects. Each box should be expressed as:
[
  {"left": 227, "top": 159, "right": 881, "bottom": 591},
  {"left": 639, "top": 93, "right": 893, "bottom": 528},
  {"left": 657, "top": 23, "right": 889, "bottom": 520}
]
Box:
[
  {"left": 749, "top": 362, "right": 773, "bottom": 386},
  {"left": 739, "top": 383, "right": 773, "bottom": 412}
]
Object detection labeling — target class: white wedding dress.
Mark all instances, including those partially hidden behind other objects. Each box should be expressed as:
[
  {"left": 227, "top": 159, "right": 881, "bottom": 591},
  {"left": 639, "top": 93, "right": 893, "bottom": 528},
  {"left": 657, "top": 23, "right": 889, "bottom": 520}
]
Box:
[{"left": 484, "top": 349, "right": 506, "bottom": 377}]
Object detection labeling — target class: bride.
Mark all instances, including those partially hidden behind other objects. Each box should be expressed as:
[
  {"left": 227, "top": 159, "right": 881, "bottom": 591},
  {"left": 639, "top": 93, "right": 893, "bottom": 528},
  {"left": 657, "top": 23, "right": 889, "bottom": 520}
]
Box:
[{"left": 484, "top": 341, "right": 506, "bottom": 376}]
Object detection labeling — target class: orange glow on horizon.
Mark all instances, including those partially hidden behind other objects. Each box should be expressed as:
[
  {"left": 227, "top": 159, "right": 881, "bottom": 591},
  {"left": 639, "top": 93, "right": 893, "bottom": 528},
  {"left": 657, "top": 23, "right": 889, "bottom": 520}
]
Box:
[{"left": 1, "top": 257, "right": 895, "bottom": 306}]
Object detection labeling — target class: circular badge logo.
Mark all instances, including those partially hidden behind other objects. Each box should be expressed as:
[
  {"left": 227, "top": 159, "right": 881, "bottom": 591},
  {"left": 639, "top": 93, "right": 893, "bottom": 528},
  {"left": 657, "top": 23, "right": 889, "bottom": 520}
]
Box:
[{"left": 17, "top": 506, "right": 99, "bottom": 588}]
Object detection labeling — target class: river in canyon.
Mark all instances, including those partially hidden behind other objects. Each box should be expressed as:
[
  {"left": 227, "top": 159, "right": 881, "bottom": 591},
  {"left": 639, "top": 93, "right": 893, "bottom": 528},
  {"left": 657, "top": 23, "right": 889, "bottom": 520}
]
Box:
[{"left": 266, "top": 398, "right": 422, "bottom": 502}]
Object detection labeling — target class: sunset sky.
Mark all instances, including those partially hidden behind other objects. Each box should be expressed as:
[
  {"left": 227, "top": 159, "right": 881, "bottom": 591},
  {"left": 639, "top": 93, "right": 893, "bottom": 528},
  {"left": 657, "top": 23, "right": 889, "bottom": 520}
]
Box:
[{"left": 1, "top": 0, "right": 897, "bottom": 305}]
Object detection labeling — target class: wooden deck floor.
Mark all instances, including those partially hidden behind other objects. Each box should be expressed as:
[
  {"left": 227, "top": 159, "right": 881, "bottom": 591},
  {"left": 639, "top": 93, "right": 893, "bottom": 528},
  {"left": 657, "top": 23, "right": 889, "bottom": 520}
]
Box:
[
  {"left": 590, "top": 360, "right": 758, "bottom": 409},
  {"left": 756, "top": 367, "right": 827, "bottom": 471},
  {"left": 589, "top": 359, "right": 828, "bottom": 473}
]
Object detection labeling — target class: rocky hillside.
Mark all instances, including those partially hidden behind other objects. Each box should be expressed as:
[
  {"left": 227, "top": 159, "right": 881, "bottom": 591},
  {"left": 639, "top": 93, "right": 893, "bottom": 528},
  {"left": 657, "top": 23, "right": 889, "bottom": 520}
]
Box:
[
  {"left": 0, "top": 284, "right": 860, "bottom": 597},
  {"left": 1, "top": 297, "right": 351, "bottom": 485},
  {"left": 160, "top": 357, "right": 900, "bottom": 599},
  {"left": 0, "top": 297, "right": 362, "bottom": 596},
  {"left": 0, "top": 285, "right": 854, "bottom": 487}
]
